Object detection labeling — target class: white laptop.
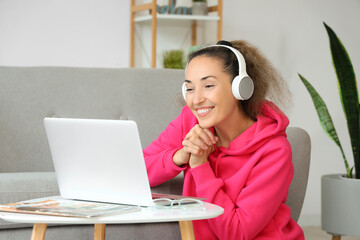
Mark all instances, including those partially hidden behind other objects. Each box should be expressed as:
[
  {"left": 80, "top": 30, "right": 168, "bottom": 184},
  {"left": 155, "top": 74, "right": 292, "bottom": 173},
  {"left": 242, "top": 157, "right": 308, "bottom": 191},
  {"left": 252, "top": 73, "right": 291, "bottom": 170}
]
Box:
[{"left": 44, "top": 118, "right": 154, "bottom": 207}]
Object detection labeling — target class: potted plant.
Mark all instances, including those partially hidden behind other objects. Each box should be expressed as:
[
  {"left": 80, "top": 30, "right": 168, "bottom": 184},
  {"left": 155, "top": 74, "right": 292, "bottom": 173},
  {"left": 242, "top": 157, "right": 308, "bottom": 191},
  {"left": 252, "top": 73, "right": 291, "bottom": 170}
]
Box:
[
  {"left": 299, "top": 22, "right": 360, "bottom": 238},
  {"left": 192, "top": 0, "right": 208, "bottom": 16},
  {"left": 163, "top": 50, "right": 185, "bottom": 69}
]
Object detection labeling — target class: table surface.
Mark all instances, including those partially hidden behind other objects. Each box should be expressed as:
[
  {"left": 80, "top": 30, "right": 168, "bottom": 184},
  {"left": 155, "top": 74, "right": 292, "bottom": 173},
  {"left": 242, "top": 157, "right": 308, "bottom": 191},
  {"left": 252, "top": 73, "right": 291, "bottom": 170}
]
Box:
[{"left": 0, "top": 199, "right": 224, "bottom": 225}]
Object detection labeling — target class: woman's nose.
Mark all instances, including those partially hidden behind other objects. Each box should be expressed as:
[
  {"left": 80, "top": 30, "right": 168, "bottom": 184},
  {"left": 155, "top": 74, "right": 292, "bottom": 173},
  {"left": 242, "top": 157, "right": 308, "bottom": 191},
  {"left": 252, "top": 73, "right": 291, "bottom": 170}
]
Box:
[{"left": 193, "top": 89, "right": 205, "bottom": 105}]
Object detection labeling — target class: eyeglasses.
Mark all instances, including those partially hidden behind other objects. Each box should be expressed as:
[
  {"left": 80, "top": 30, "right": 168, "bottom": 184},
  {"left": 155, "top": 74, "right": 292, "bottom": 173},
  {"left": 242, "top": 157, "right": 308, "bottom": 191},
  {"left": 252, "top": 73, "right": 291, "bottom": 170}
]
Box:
[{"left": 153, "top": 198, "right": 206, "bottom": 211}]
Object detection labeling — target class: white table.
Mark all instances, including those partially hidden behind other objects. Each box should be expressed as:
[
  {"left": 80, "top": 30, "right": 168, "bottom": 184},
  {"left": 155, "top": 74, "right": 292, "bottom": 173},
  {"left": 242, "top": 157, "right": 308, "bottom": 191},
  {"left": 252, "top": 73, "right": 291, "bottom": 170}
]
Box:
[{"left": 0, "top": 201, "right": 224, "bottom": 240}]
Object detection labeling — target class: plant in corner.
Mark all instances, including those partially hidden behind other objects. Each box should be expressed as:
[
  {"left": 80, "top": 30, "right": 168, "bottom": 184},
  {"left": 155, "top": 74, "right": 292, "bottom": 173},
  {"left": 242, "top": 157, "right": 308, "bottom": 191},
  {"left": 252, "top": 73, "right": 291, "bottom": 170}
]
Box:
[
  {"left": 299, "top": 22, "right": 360, "bottom": 238},
  {"left": 298, "top": 22, "right": 359, "bottom": 179}
]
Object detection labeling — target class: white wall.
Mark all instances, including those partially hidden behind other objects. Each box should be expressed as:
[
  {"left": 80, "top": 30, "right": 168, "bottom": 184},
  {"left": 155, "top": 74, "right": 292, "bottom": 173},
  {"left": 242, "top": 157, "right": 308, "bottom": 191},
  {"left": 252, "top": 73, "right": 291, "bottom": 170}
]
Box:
[
  {"left": 221, "top": 0, "right": 360, "bottom": 226},
  {"left": 1, "top": 0, "right": 360, "bottom": 227},
  {"left": 0, "top": 0, "right": 129, "bottom": 67}
]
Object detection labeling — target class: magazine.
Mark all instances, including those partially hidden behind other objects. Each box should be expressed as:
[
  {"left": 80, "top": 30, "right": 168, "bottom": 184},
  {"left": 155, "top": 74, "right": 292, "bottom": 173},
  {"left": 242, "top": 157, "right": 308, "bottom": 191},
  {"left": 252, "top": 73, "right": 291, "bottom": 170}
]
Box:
[{"left": 0, "top": 197, "right": 141, "bottom": 218}]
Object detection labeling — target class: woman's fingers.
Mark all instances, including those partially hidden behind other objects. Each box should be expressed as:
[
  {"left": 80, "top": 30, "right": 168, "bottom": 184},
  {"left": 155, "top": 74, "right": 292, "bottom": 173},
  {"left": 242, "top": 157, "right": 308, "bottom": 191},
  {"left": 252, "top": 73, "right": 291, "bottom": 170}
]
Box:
[
  {"left": 182, "top": 139, "right": 204, "bottom": 156},
  {"left": 182, "top": 124, "right": 218, "bottom": 157},
  {"left": 180, "top": 125, "right": 220, "bottom": 168},
  {"left": 201, "top": 128, "right": 218, "bottom": 144},
  {"left": 185, "top": 125, "right": 217, "bottom": 145}
]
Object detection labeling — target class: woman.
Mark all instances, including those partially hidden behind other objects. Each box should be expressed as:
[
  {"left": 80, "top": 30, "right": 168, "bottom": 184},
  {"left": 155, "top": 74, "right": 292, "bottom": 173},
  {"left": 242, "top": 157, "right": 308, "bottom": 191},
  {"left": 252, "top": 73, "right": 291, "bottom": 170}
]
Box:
[{"left": 144, "top": 40, "right": 304, "bottom": 240}]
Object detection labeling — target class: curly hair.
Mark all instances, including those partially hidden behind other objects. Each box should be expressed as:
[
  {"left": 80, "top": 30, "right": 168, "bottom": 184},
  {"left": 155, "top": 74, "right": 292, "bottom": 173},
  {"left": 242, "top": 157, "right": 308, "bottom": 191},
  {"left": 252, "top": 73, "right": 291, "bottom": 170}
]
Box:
[{"left": 186, "top": 40, "right": 291, "bottom": 119}]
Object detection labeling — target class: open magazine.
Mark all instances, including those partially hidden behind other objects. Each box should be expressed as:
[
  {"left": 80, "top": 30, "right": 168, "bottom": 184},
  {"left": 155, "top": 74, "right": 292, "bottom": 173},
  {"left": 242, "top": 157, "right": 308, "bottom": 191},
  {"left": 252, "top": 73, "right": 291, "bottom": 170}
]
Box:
[{"left": 0, "top": 197, "right": 141, "bottom": 218}]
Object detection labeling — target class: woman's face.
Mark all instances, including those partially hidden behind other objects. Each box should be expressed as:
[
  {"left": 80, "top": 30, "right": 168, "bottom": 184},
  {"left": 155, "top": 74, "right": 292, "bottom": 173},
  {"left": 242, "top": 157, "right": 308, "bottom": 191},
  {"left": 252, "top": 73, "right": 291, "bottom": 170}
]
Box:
[{"left": 185, "top": 55, "right": 241, "bottom": 129}]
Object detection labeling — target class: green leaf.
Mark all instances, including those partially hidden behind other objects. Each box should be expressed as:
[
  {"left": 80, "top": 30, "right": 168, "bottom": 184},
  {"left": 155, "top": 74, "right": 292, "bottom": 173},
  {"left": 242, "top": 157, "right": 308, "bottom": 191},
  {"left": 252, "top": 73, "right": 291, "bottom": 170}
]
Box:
[
  {"left": 348, "top": 166, "right": 354, "bottom": 178},
  {"left": 298, "top": 73, "right": 351, "bottom": 176},
  {"left": 324, "top": 22, "right": 360, "bottom": 178}
]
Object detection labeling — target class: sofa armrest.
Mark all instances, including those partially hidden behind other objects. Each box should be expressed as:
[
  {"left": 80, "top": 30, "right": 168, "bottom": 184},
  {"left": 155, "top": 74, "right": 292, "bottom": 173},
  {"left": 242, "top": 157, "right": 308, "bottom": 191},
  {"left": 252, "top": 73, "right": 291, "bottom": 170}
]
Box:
[
  {"left": 0, "top": 172, "right": 185, "bottom": 230},
  {"left": 0, "top": 172, "right": 59, "bottom": 229}
]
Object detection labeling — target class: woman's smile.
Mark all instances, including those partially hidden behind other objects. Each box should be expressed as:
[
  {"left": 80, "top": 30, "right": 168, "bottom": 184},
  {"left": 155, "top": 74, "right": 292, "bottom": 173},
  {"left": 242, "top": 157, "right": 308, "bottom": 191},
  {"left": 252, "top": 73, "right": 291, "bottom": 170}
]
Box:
[{"left": 196, "top": 107, "right": 214, "bottom": 117}]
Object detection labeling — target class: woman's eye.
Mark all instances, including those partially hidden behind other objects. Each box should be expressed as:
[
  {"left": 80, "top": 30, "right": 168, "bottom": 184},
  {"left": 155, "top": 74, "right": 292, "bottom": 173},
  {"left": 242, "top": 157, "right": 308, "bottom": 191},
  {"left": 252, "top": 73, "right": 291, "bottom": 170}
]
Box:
[
  {"left": 186, "top": 88, "right": 193, "bottom": 92},
  {"left": 205, "top": 84, "right": 214, "bottom": 88}
]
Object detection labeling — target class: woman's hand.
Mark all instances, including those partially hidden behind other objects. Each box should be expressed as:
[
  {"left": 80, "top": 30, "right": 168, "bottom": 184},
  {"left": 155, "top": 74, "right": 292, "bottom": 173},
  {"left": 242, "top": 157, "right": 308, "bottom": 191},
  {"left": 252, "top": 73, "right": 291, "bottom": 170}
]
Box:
[
  {"left": 173, "top": 148, "right": 190, "bottom": 167},
  {"left": 173, "top": 124, "right": 218, "bottom": 168}
]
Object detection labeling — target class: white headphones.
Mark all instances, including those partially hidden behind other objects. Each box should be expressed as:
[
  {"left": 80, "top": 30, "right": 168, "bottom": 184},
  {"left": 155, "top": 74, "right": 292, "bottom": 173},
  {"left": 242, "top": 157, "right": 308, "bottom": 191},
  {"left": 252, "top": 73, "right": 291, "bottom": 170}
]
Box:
[{"left": 182, "top": 44, "right": 254, "bottom": 101}]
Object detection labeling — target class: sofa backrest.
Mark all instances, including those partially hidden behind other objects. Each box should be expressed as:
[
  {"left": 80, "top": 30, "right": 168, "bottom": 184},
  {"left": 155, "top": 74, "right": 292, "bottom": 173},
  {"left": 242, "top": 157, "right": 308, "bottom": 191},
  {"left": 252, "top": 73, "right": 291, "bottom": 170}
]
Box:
[{"left": 0, "top": 67, "right": 185, "bottom": 173}]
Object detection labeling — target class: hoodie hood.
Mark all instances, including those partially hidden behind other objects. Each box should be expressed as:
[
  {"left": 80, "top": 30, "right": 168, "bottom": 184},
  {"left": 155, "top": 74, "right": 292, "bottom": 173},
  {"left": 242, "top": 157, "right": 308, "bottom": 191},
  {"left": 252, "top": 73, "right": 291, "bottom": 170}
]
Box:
[{"left": 216, "top": 100, "right": 289, "bottom": 155}]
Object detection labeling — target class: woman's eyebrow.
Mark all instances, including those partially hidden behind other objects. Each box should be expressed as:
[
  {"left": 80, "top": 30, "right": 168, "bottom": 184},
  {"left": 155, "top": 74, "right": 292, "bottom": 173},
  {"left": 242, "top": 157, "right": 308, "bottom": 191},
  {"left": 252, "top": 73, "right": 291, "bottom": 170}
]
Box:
[
  {"left": 201, "top": 75, "right": 216, "bottom": 81},
  {"left": 184, "top": 75, "right": 216, "bottom": 83}
]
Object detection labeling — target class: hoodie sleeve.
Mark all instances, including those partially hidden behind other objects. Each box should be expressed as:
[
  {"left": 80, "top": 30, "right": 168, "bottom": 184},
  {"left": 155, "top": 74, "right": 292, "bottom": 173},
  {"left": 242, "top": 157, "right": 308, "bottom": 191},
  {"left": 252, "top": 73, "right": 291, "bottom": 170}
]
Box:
[
  {"left": 190, "top": 138, "right": 293, "bottom": 240},
  {"left": 143, "top": 106, "right": 192, "bottom": 187}
]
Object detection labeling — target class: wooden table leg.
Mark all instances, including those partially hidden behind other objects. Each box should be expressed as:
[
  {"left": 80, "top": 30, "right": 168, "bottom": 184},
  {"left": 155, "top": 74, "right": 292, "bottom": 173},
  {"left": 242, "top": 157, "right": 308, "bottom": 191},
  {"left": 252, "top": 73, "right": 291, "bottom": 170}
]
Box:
[
  {"left": 332, "top": 235, "right": 341, "bottom": 240},
  {"left": 94, "top": 224, "right": 106, "bottom": 240},
  {"left": 179, "top": 221, "right": 195, "bottom": 240},
  {"left": 31, "top": 223, "right": 47, "bottom": 240}
]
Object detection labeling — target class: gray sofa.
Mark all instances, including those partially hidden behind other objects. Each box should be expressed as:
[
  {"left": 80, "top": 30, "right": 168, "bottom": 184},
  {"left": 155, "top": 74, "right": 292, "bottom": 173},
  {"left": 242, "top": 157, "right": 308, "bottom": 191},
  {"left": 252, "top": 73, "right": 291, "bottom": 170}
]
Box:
[
  {"left": 0, "top": 66, "right": 310, "bottom": 240},
  {"left": 0, "top": 66, "right": 186, "bottom": 240}
]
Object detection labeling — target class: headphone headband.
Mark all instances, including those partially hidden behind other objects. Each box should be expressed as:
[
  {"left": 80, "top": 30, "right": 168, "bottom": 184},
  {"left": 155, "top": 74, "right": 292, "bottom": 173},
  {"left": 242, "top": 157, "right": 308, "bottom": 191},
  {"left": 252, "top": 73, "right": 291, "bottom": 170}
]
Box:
[{"left": 203, "top": 44, "right": 248, "bottom": 77}]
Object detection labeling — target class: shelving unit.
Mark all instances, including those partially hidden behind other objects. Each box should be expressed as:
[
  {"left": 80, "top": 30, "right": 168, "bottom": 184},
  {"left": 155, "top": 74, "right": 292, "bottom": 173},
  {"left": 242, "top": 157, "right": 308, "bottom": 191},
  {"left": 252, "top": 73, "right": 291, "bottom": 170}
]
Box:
[{"left": 130, "top": 0, "right": 223, "bottom": 68}]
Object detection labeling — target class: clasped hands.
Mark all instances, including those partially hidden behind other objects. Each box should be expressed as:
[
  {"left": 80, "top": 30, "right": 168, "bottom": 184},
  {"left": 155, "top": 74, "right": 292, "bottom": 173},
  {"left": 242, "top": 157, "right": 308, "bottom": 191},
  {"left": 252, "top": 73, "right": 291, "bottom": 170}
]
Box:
[{"left": 173, "top": 124, "right": 218, "bottom": 168}]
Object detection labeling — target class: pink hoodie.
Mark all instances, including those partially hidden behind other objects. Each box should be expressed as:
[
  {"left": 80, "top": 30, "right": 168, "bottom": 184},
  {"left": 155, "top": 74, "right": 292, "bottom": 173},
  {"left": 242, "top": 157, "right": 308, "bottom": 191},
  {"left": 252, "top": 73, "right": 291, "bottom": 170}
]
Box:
[{"left": 144, "top": 101, "right": 304, "bottom": 240}]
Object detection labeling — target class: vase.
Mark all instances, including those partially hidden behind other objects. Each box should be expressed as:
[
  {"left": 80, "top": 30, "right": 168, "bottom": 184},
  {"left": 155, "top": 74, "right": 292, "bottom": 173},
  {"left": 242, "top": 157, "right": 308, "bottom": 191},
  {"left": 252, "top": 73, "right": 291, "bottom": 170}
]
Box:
[
  {"left": 192, "top": 2, "right": 208, "bottom": 16},
  {"left": 321, "top": 174, "right": 360, "bottom": 237}
]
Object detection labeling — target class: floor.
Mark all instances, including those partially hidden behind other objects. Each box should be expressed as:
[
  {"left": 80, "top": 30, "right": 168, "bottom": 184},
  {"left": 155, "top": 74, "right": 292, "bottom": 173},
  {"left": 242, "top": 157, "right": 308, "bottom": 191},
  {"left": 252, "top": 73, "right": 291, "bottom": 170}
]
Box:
[{"left": 303, "top": 226, "right": 360, "bottom": 240}]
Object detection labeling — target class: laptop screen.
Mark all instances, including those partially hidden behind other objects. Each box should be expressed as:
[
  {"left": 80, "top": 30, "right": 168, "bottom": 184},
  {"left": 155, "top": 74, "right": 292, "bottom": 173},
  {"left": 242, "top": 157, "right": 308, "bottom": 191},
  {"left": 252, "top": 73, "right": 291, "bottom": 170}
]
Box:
[{"left": 44, "top": 118, "right": 154, "bottom": 207}]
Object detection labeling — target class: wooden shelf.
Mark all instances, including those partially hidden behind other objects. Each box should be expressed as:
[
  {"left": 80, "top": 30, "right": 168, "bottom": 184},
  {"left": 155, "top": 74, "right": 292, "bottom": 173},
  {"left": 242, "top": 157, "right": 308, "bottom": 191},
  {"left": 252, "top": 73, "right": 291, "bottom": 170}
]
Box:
[
  {"left": 135, "top": 14, "right": 220, "bottom": 23},
  {"left": 130, "top": 0, "right": 223, "bottom": 68}
]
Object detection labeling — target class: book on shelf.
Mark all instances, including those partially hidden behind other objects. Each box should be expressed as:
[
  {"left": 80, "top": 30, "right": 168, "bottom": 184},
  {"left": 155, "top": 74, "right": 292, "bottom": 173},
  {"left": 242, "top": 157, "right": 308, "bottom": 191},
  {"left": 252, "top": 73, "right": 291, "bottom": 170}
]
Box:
[{"left": 0, "top": 197, "right": 141, "bottom": 218}]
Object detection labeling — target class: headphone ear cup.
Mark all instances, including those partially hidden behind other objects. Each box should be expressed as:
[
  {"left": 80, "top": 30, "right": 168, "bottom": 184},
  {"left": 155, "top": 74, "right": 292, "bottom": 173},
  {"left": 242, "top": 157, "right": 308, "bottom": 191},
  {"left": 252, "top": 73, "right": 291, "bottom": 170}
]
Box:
[
  {"left": 182, "top": 82, "right": 187, "bottom": 101},
  {"left": 232, "top": 76, "right": 254, "bottom": 100}
]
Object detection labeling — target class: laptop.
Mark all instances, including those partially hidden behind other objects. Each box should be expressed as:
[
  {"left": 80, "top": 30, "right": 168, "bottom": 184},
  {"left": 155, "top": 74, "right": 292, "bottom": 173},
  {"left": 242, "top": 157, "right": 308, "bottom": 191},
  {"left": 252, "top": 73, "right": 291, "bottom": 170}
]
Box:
[{"left": 44, "top": 118, "right": 154, "bottom": 207}]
